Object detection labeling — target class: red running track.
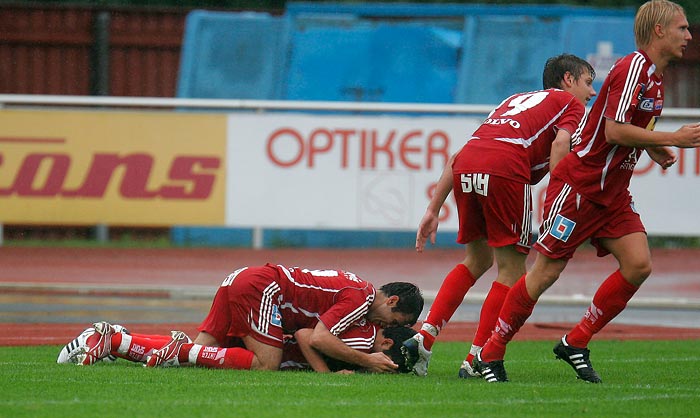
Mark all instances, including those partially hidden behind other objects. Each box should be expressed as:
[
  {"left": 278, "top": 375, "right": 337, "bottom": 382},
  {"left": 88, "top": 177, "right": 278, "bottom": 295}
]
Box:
[{"left": 1, "top": 247, "right": 699, "bottom": 346}]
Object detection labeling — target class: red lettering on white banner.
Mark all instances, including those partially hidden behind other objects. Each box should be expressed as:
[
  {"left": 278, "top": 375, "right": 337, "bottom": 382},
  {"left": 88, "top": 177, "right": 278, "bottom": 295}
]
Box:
[{"left": 266, "top": 127, "right": 450, "bottom": 171}]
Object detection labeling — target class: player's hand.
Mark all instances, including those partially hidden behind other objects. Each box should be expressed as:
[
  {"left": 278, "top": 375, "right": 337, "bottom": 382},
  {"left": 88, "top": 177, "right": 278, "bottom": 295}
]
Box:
[
  {"left": 415, "top": 211, "right": 439, "bottom": 252},
  {"left": 646, "top": 146, "right": 677, "bottom": 169},
  {"left": 363, "top": 352, "right": 399, "bottom": 373},
  {"left": 672, "top": 123, "right": 700, "bottom": 148}
]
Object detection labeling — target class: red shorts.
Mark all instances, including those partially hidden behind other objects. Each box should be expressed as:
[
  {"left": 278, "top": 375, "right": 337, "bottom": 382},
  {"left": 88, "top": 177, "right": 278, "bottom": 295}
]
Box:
[
  {"left": 534, "top": 177, "right": 646, "bottom": 260},
  {"left": 198, "top": 265, "right": 285, "bottom": 348},
  {"left": 453, "top": 172, "right": 532, "bottom": 254}
]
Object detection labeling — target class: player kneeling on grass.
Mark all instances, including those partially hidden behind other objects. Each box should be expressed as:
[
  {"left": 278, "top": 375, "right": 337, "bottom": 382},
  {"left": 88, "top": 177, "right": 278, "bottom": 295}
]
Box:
[
  {"left": 58, "top": 321, "right": 417, "bottom": 374},
  {"left": 58, "top": 263, "right": 423, "bottom": 373}
]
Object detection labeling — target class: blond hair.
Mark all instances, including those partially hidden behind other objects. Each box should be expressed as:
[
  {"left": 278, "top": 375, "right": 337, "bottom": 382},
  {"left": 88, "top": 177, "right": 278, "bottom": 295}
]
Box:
[{"left": 634, "top": 0, "right": 686, "bottom": 48}]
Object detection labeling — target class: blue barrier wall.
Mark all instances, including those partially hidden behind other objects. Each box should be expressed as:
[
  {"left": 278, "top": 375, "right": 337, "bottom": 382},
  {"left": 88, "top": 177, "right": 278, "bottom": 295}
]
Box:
[
  {"left": 286, "top": 21, "right": 461, "bottom": 102},
  {"left": 177, "top": 11, "right": 288, "bottom": 99},
  {"left": 177, "top": 3, "right": 635, "bottom": 105}
]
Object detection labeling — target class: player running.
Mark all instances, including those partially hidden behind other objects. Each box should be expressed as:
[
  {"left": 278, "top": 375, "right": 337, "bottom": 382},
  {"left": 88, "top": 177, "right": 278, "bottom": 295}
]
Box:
[
  {"left": 402, "top": 54, "right": 596, "bottom": 377},
  {"left": 473, "top": 0, "right": 700, "bottom": 383}
]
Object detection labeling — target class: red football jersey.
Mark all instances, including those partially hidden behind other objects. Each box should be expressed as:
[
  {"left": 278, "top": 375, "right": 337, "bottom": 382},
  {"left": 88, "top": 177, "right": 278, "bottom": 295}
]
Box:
[
  {"left": 280, "top": 322, "right": 378, "bottom": 371},
  {"left": 453, "top": 88, "right": 584, "bottom": 184},
  {"left": 555, "top": 50, "right": 663, "bottom": 206},
  {"left": 272, "top": 264, "right": 376, "bottom": 336}
]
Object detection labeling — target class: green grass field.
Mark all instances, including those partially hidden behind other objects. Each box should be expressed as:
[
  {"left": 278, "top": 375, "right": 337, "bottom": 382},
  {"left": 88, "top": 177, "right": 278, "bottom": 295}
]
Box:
[{"left": 2, "top": 340, "right": 699, "bottom": 417}]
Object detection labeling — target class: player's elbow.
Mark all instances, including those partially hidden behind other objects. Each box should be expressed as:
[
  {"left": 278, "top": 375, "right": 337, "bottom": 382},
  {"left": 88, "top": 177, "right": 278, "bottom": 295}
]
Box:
[
  {"left": 604, "top": 121, "right": 626, "bottom": 145},
  {"left": 308, "top": 330, "right": 327, "bottom": 350}
]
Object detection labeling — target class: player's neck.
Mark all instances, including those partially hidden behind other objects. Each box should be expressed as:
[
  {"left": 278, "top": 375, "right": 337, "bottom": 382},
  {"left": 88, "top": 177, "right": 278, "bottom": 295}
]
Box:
[{"left": 641, "top": 45, "right": 672, "bottom": 76}]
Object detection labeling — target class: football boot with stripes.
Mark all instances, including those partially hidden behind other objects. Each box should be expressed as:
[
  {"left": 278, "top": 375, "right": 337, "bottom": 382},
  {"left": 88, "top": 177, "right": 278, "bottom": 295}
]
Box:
[
  {"left": 145, "top": 330, "right": 191, "bottom": 368},
  {"left": 472, "top": 351, "right": 508, "bottom": 382},
  {"left": 553, "top": 336, "right": 602, "bottom": 383},
  {"left": 57, "top": 323, "right": 128, "bottom": 364},
  {"left": 74, "top": 321, "right": 118, "bottom": 366}
]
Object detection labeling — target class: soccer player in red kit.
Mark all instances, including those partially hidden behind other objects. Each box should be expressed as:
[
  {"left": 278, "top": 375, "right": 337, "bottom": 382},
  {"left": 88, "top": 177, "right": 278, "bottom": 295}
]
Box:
[
  {"left": 473, "top": 0, "right": 700, "bottom": 383},
  {"left": 58, "top": 321, "right": 417, "bottom": 373},
  {"left": 402, "top": 54, "right": 597, "bottom": 377},
  {"left": 68, "top": 263, "right": 423, "bottom": 373},
  {"left": 283, "top": 324, "right": 417, "bottom": 373}
]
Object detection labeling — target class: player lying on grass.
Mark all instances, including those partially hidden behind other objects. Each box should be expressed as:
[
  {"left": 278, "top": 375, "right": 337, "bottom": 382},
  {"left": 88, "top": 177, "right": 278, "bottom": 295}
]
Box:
[
  {"left": 57, "top": 321, "right": 418, "bottom": 374},
  {"left": 59, "top": 263, "right": 424, "bottom": 373},
  {"left": 283, "top": 323, "right": 417, "bottom": 373}
]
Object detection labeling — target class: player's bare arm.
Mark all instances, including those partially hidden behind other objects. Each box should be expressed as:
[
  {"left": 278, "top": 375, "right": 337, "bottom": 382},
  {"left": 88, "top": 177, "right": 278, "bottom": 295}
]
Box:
[
  {"left": 308, "top": 321, "right": 398, "bottom": 373},
  {"left": 645, "top": 146, "right": 677, "bottom": 169},
  {"left": 549, "top": 129, "right": 573, "bottom": 173},
  {"left": 416, "top": 152, "right": 457, "bottom": 252},
  {"left": 416, "top": 210, "right": 440, "bottom": 253},
  {"left": 294, "top": 328, "right": 333, "bottom": 373},
  {"left": 605, "top": 120, "right": 700, "bottom": 148}
]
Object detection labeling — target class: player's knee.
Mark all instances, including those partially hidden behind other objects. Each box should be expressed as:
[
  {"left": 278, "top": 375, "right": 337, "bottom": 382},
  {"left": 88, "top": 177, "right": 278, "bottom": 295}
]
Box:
[
  {"left": 470, "top": 259, "right": 493, "bottom": 277},
  {"left": 193, "top": 332, "right": 219, "bottom": 347},
  {"left": 526, "top": 257, "right": 566, "bottom": 297},
  {"left": 251, "top": 357, "right": 280, "bottom": 371},
  {"left": 464, "top": 251, "right": 493, "bottom": 277},
  {"left": 529, "top": 271, "right": 560, "bottom": 297},
  {"left": 623, "top": 259, "right": 652, "bottom": 285}
]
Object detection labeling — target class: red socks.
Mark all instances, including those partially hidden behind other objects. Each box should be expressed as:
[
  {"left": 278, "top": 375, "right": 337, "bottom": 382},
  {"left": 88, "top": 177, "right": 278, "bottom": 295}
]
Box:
[
  {"left": 110, "top": 332, "right": 255, "bottom": 369},
  {"left": 480, "top": 275, "right": 535, "bottom": 362},
  {"left": 473, "top": 281, "right": 511, "bottom": 348},
  {"left": 418, "top": 331, "right": 436, "bottom": 350},
  {"left": 184, "top": 345, "right": 254, "bottom": 370},
  {"left": 422, "top": 264, "right": 477, "bottom": 350},
  {"left": 566, "top": 270, "right": 639, "bottom": 347},
  {"left": 110, "top": 333, "right": 172, "bottom": 362}
]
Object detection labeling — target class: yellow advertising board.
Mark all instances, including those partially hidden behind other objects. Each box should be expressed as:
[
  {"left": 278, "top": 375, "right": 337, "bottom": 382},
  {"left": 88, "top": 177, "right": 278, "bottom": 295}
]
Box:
[{"left": 0, "top": 109, "right": 226, "bottom": 225}]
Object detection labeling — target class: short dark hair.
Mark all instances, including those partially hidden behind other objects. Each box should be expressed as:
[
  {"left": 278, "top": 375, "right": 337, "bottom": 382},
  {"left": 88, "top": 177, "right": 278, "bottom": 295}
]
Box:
[
  {"left": 324, "top": 326, "right": 418, "bottom": 374},
  {"left": 379, "top": 282, "right": 424, "bottom": 326},
  {"left": 381, "top": 326, "right": 418, "bottom": 373},
  {"left": 542, "top": 53, "right": 595, "bottom": 89}
]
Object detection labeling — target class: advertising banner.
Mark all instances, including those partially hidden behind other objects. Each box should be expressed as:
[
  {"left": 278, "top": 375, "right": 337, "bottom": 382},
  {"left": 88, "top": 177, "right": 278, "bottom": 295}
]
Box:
[
  {"left": 0, "top": 109, "right": 227, "bottom": 225},
  {"left": 3, "top": 108, "right": 696, "bottom": 235},
  {"left": 227, "top": 113, "right": 477, "bottom": 231},
  {"left": 227, "top": 113, "right": 700, "bottom": 236},
  {"left": 628, "top": 119, "right": 700, "bottom": 236}
]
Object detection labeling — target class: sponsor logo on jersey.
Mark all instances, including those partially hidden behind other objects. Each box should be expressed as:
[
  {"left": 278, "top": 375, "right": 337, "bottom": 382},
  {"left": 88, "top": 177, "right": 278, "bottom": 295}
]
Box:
[
  {"left": 271, "top": 305, "right": 282, "bottom": 327},
  {"left": 655, "top": 99, "right": 663, "bottom": 110},
  {"left": 639, "top": 98, "right": 654, "bottom": 112},
  {"left": 483, "top": 117, "right": 521, "bottom": 129},
  {"left": 620, "top": 148, "right": 640, "bottom": 171},
  {"left": 549, "top": 214, "right": 576, "bottom": 242}
]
